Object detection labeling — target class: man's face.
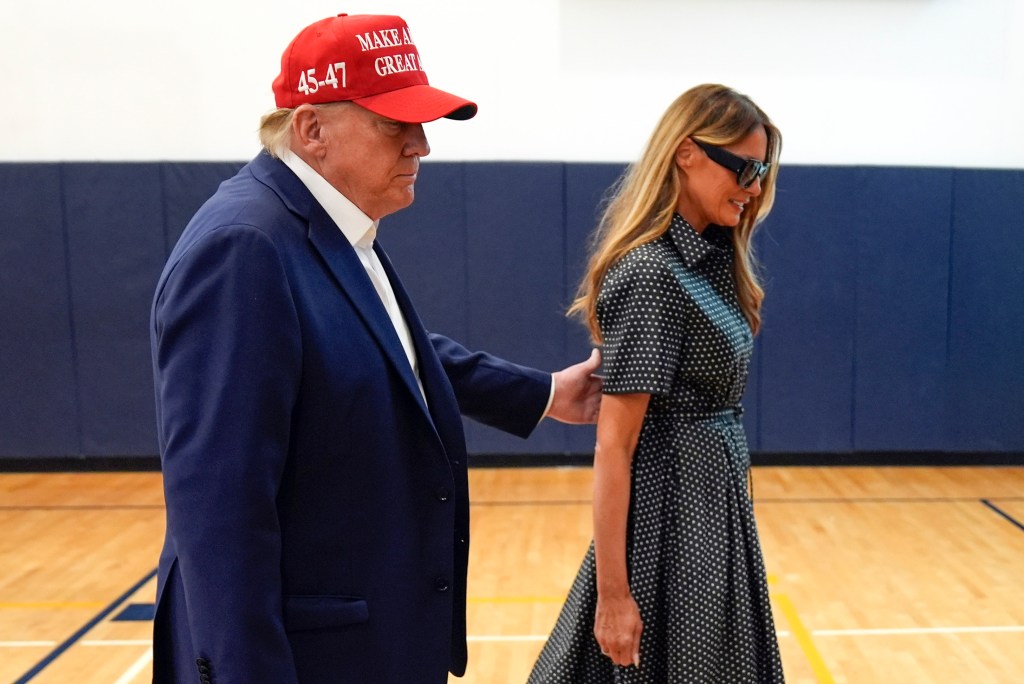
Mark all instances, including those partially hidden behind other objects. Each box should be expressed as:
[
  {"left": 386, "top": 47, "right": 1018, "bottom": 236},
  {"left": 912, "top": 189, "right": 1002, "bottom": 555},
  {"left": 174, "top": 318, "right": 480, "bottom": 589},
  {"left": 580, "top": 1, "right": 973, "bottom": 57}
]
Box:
[{"left": 317, "top": 103, "right": 431, "bottom": 220}]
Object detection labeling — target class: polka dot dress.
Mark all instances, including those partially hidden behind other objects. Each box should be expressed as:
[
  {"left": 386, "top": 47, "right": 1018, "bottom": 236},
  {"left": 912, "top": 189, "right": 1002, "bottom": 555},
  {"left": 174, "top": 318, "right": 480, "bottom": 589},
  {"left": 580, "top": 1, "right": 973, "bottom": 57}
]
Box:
[{"left": 529, "top": 214, "right": 785, "bottom": 683}]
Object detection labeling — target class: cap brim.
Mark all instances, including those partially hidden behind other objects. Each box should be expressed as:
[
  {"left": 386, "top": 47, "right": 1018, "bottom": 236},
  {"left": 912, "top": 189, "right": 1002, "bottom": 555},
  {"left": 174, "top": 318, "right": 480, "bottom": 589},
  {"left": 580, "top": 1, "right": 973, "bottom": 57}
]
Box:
[{"left": 353, "top": 84, "right": 477, "bottom": 123}]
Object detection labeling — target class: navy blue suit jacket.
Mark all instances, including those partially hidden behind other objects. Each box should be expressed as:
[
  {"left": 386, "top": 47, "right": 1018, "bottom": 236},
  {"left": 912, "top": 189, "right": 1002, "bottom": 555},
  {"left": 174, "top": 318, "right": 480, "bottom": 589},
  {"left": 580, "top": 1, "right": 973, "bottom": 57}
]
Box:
[{"left": 150, "top": 151, "right": 550, "bottom": 683}]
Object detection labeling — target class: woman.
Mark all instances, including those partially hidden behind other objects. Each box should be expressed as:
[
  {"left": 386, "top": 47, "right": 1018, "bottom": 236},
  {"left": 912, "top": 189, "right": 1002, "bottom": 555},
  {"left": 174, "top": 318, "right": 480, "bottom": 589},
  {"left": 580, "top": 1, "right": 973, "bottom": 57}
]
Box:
[{"left": 530, "top": 84, "right": 785, "bottom": 682}]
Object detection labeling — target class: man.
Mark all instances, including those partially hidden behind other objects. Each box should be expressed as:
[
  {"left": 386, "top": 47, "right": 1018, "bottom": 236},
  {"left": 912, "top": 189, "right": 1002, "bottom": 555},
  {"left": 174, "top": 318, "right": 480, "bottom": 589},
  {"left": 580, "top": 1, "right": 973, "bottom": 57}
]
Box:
[{"left": 150, "top": 12, "right": 601, "bottom": 684}]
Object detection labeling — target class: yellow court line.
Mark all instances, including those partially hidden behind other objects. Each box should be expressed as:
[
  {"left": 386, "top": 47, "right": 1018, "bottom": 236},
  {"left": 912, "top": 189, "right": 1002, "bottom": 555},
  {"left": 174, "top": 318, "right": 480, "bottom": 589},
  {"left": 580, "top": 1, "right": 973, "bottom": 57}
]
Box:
[
  {"left": 774, "top": 593, "right": 835, "bottom": 684},
  {"left": 0, "top": 601, "right": 106, "bottom": 609}
]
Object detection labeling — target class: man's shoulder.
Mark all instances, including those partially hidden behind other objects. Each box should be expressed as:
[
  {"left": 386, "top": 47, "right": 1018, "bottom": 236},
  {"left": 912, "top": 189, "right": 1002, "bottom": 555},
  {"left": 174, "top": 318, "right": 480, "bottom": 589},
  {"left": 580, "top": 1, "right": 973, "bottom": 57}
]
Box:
[
  {"left": 166, "top": 161, "right": 304, "bottom": 263},
  {"left": 189, "top": 159, "right": 300, "bottom": 230},
  {"left": 200, "top": 159, "right": 282, "bottom": 216}
]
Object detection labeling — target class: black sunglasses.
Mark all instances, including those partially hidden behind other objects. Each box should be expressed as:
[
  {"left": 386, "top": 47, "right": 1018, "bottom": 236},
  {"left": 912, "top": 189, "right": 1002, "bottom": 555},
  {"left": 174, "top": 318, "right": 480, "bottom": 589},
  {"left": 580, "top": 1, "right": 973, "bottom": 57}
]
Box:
[{"left": 693, "top": 139, "right": 770, "bottom": 190}]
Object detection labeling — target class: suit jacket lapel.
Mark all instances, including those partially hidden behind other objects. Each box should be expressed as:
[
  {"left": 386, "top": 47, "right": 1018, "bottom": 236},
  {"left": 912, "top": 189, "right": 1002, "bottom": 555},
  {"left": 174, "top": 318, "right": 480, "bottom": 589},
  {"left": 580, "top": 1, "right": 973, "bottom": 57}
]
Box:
[
  {"left": 249, "top": 153, "right": 432, "bottom": 423},
  {"left": 309, "top": 216, "right": 434, "bottom": 421},
  {"left": 373, "top": 241, "right": 465, "bottom": 451}
]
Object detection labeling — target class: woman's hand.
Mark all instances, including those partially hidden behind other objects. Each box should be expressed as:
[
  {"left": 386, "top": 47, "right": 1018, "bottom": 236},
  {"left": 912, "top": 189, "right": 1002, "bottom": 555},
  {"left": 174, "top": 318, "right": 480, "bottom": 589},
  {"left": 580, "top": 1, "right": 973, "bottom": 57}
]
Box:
[{"left": 594, "top": 591, "right": 642, "bottom": 667}]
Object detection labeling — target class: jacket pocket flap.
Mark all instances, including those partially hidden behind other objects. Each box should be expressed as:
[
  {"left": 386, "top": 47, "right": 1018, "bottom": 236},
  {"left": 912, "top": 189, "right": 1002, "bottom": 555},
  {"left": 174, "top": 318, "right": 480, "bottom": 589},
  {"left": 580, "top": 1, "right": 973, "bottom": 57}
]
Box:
[{"left": 283, "top": 595, "right": 369, "bottom": 632}]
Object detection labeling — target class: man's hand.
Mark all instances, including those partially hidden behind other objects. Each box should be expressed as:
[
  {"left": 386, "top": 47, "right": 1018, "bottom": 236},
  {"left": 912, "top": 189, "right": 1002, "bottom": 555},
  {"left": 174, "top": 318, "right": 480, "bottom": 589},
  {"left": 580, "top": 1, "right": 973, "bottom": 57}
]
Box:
[{"left": 547, "top": 348, "right": 602, "bottom": 424}]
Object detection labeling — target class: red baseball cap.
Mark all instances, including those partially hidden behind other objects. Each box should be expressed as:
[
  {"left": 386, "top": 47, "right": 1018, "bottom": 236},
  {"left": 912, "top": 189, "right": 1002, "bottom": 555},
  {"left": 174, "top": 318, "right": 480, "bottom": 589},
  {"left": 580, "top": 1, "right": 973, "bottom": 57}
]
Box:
[{"left": 272, "top": 13, "right": 477, "bottom": 123}]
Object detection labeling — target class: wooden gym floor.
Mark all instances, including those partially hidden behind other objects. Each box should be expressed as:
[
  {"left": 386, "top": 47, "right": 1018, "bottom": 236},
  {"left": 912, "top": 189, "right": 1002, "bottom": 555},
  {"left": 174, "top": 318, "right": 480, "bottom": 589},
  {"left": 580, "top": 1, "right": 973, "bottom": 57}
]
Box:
[{"left": 1, "top": 466, "right": 1022, "bottom": 683}]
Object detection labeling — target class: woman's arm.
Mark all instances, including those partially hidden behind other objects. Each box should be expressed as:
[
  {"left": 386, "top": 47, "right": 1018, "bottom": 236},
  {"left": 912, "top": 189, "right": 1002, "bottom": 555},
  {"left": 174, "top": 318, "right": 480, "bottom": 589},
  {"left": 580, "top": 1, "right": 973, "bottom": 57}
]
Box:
[{"left": 592, "top": 392, "right": 650, "bottom": 668}]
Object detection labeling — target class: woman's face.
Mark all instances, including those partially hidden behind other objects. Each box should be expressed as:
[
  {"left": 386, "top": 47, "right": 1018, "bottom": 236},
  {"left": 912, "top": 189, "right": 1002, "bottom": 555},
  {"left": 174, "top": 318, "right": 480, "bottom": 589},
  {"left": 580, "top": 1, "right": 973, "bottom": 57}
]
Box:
[{"left": 675, "top": 124, "right": 768, "bottom": 232}]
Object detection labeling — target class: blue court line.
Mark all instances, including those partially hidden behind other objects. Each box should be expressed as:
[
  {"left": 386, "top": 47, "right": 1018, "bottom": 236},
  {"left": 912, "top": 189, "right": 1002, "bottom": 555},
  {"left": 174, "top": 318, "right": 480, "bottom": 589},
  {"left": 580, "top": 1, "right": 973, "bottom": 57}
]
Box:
[
  {"left": 981, "top": 499, "right": 1024, "bottom": 534},
  {"left": 14, "top": 568, "right": 157, "bottom": 684},
  {"left": 113, "top": 602, "right": 157, "bottom": 621}
]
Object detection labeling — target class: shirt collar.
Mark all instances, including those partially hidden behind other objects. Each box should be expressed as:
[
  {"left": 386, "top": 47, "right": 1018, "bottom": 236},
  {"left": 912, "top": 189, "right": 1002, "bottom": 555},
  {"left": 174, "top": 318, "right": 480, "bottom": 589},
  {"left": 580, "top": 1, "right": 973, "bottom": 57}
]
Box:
[{"left": 280, "top": 149, "right": 378, "bottom": 249}]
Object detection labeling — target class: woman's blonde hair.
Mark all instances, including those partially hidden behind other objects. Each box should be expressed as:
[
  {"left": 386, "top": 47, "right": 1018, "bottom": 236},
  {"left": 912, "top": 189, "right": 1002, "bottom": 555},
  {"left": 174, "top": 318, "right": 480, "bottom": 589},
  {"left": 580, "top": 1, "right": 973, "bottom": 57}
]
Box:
[{"left": 569, "top": 84, "right": 782, "bottom": 342}]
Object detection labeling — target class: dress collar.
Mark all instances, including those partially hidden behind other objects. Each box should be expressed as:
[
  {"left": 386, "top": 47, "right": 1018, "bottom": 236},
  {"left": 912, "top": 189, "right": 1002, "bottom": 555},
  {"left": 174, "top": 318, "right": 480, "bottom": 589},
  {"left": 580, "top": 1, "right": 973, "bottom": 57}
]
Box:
[{"left": 666, "top": 213, "right": 721, "bottom": 269}]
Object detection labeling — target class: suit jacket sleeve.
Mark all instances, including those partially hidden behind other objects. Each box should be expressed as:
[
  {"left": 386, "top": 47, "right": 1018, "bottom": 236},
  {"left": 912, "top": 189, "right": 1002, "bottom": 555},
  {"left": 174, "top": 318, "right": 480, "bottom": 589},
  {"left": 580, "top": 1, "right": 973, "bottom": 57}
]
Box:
[
  {"left": 152, "top": 223, "right": 302, "bottom": 682},
  {"left": 429, "top": 333, "right": 552, "bottom": 438}
]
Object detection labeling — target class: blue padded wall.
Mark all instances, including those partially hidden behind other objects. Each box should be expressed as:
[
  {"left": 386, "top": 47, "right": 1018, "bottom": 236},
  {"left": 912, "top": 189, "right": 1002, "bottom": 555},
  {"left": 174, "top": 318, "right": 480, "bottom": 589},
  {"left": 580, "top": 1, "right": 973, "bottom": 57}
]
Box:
[
  {"left": 461, "top": 163, "right": 568, "bottom": 454},
  {"left": 852, "top": 167, "right": 952, "bottom": 451},
  {"left": 757, "top": 167, "right": 858, "bottom": 453},
  {"left": 62, "top": 164, "right": 166, "bottom": 455},
  {"left": 946, "top": 169, "right": 1024, "bottom": 451},
  {"left": 0, "top": 160, "right": 1021, "bottom": 462},
  {"left": 0, "top": 165, "right": 79, "bottom": 456},
  {"left": 385, "top": 163, "right": 470, "bottom": 342}
]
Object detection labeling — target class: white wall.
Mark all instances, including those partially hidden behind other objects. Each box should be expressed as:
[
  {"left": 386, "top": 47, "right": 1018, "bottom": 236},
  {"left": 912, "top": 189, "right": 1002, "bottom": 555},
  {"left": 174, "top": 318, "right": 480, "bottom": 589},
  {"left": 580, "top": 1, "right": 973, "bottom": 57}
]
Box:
[{"left": 2, "top": 0, "right": 1021, "bottom": 166}]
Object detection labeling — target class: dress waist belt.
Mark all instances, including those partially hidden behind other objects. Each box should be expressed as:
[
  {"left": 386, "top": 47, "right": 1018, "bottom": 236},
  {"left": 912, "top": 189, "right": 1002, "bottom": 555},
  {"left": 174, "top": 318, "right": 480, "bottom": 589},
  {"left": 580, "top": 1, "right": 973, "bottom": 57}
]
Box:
[{"left": 649, "top": 406, "right": 743, "bottom": 423}]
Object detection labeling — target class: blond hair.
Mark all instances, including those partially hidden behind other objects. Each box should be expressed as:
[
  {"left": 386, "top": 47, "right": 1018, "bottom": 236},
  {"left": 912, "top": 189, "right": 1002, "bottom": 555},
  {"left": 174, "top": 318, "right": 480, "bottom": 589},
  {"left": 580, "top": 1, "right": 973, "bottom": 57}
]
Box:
[
  {"left": 258, "top": 108, "right": 296, "bottom": 158},
  {"left": 569, "top": 84, "right": 782, "bottom": 341}
]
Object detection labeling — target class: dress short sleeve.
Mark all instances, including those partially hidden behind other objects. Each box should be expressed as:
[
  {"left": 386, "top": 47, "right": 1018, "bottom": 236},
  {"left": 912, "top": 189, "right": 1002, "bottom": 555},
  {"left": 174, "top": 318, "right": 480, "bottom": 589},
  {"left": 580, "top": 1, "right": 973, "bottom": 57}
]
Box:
[{"left": 597, "top": 252, "right": 684, "bottom": 395}]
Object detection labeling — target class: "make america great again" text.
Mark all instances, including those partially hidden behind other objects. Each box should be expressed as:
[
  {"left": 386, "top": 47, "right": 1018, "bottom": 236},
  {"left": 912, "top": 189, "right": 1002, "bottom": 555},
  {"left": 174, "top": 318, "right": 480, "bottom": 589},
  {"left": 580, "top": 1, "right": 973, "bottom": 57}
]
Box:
[{"left": 356, "top": 27, "right": 425, "bottom": 77}]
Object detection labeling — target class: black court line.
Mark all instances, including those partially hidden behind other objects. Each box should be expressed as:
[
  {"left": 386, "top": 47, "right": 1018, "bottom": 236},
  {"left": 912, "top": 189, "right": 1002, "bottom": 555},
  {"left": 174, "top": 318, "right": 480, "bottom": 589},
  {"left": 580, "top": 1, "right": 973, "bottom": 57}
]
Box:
[
  {"left": 472, "top": 500, "right": 592, "bottom": 507},
  {"left": 14, "top": 568, "right": 157, "bottom": 684},
  {"left": 753, "top": 499, "right": 1015, "bottom": 505},
  {"left": 5, "top": 495, "right": 1019, "bottom": 511},
  {"left": 981, "top": 499, "right": 1024, "bottom": 534},
  {"left": 471, "top": 496, "right": 1024, "bottom": 507}
]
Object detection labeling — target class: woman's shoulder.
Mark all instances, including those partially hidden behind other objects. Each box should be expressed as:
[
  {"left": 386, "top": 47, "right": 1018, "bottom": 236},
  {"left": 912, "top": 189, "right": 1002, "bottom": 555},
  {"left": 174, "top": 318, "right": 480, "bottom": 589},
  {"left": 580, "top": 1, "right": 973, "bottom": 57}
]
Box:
[
  {"left": 600, "top": 237, "right": 680, "bottom": 300},
  {"left": 608, "top": 236, "right": 677, "bottom": 278}
]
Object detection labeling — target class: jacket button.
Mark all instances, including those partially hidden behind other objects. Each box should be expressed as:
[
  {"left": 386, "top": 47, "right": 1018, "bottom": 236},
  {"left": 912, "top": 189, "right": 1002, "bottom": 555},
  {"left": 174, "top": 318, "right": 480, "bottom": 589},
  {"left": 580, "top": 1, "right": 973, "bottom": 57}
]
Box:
[
  {"left": 436, "top": 488, "right": 450, "bottom": 502},
  {"left": 435, "top": 577, "right": 449, "bottom": 592}
]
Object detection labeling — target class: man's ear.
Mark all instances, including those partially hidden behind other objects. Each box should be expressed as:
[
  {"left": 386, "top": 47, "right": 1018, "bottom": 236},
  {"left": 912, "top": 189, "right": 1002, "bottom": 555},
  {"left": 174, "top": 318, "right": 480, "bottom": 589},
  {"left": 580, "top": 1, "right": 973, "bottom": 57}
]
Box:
[
  {"left": 675, "top": 137, "right": 697, "bottom": 169},
  {"left": 291, "top": 105, "right": 327, "bottom": 157}
]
